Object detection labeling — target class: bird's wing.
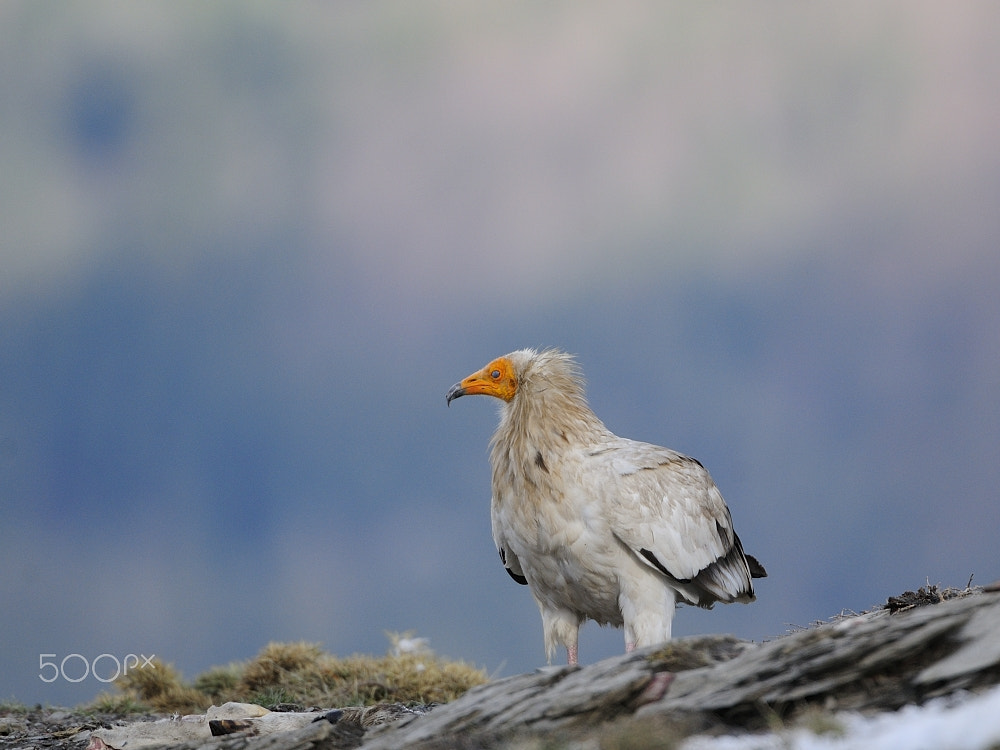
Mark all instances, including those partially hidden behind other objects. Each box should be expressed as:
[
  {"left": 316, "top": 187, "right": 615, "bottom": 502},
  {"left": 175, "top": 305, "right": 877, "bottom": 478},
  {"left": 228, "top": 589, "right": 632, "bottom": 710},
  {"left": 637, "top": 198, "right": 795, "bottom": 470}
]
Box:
[
  {"left": 596, "top": 439, "right": 755, "bottom": 604},
  {"left": 491, "top": 503, "right": 528, "bottom": 586}
]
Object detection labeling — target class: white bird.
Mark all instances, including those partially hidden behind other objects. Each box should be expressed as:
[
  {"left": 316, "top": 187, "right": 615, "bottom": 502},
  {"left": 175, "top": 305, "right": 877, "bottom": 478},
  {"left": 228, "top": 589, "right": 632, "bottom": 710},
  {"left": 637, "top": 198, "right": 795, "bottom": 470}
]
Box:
[{"left": 447, "top": 348, "right": 766, "bottom": 665}]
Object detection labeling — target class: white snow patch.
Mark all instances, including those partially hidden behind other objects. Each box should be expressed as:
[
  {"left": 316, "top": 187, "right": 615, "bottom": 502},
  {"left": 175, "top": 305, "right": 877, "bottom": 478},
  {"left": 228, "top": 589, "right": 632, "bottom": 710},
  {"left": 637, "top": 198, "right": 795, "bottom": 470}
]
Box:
[{"left": 682, "top": 683, "right": 1000, "bottom": 750}]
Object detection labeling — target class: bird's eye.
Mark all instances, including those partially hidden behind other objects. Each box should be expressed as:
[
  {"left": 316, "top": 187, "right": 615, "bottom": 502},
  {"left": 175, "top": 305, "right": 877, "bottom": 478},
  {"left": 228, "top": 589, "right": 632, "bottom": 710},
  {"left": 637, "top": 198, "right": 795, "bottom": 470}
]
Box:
[{"left": 491, "top": 369, "right": 501, "bottom": 379}]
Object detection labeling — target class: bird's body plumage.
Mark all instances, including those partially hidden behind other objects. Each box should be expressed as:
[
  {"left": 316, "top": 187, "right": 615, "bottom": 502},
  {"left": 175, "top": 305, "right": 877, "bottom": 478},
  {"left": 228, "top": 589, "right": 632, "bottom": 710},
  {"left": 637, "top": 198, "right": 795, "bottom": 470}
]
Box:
[{"left": 448, "top": 348, "right": 765, "bottom": 664}]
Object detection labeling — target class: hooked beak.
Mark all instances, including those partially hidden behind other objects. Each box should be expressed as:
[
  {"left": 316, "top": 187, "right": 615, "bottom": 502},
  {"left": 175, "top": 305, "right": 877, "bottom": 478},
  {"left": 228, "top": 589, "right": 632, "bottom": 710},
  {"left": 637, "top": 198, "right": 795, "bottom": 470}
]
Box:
[{"left": 445, "top": 382, "right": 466, "bottom": 407}]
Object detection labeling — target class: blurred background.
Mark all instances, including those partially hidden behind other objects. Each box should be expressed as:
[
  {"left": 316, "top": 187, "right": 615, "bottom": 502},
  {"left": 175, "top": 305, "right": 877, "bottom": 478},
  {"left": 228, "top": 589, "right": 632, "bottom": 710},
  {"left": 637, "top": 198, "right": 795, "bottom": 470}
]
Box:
[{"left": 2, "top": 2, "right": 998, "bottom": 707}]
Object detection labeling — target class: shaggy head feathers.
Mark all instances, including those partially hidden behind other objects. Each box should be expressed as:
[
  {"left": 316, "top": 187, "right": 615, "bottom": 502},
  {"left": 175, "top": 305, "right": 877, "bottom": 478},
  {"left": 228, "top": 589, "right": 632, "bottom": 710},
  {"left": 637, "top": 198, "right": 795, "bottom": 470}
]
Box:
[{"left": 495, "top": 348, "right": 607, "bottom": 443}]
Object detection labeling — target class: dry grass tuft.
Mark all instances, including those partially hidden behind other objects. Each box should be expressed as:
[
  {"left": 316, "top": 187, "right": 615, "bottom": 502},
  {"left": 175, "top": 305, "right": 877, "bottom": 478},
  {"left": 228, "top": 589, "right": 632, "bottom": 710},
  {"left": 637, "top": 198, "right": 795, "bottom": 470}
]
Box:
[
  {"left": 306, "top": 649, "right": 488, "bottom": 706},
  {"left": 101, "top": 636, "right": 488, "bottom": 714},
  {"left": 113, "top": 658, "right": 211, "bottom": 714},
  {"left": 239, "top": 641, "right": 325, "bottom": 693}
]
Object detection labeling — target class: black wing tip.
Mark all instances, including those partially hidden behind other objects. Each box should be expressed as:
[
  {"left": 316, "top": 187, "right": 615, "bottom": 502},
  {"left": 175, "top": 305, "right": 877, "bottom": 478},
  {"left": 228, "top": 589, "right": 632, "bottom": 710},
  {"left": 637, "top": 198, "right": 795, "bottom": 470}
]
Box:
[
  {"left": 499, "top": 547, "right": 529, "bottom": 585},
  {"left": 746, "top": 554, "right": 767, "bottom": 579}
]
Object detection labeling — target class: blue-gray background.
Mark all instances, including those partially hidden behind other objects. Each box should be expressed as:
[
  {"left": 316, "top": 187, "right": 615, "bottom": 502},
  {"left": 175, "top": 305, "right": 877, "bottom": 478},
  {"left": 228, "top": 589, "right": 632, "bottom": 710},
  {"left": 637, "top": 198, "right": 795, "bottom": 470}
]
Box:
[{"left": 2, "top": 2, "right": 998, "bottom": 707}]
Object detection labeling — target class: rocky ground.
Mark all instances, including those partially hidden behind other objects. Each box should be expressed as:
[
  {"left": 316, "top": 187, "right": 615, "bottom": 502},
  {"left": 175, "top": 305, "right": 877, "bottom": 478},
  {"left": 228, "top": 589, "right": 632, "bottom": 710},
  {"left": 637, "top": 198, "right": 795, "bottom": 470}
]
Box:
[
  {"left": 0, "top": 708, "right": 161, "bottom": 750},
  {"left": 3, "top": 583, "right": 999, "bottom": 750}
]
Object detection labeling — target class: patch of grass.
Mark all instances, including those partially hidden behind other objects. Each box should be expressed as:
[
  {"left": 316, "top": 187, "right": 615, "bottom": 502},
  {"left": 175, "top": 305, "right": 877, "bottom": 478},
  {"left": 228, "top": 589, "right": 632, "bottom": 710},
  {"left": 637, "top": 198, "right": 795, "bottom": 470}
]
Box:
[
  {"left": 239, "top": 641, "right": 325, "bottom": 693},
  {"left": 86, "top": 692, "right": 150, "bottom": 715},
  {"left": 0, "top": 698, "right": 29, "bottom": 715},
  {"left": 192, "top": 662, "right": 242, "bottom": 701},
  {"left": 248, "top": 686, "right": 301, "bottom": 711},
  {"left": 304, "top": 649, "right": 488, "bottom": 706},
  {"left": 113, "top": 658, "right": 213, "bottom": 714},
  {"left": 232, "top": 638, "right": 488, "bottom": 707},
  {"left": 95, "top": 636, "right": 488, "bottom": 714}
]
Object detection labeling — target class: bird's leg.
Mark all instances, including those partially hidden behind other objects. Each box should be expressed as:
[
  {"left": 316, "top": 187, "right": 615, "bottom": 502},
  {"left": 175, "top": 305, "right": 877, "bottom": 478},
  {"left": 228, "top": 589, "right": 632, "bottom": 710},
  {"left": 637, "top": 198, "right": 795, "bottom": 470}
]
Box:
[
  {"left": 543, "top": 611, "right": 580, "bottom": 666},
  {"left": 566, "top": 644, "right": 578, "bottom": 666},
  {"left": 621, "top": 581, "right": 677, "bottom": 652}
]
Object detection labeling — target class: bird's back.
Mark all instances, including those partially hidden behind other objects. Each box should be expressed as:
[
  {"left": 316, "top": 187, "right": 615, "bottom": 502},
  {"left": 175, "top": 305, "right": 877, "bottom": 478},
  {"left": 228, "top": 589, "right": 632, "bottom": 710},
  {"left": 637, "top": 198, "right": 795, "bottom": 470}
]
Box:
[{"left": 591, "top": 435, "right": 760, "bottom": 606}]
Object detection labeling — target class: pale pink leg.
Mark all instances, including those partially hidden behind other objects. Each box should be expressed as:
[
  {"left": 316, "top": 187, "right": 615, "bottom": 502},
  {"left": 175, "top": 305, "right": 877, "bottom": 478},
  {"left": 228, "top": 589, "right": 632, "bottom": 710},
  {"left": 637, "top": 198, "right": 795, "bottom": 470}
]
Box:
[
  {"left": 566, "top": 644, "right": 578, "bottom": 666},
  {"left": 626, "top": 641, "right": 636, "bottom": 653}
]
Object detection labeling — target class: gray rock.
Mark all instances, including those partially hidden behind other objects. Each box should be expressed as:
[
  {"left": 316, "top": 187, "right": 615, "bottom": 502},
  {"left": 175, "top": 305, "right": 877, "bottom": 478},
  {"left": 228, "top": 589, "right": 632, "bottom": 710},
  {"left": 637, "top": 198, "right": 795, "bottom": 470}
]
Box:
[
  {"left": 363, "top": 589, "right": 1000, "bottom": 749},
  {"left": 29, "top": 588, "right": 1000, "bottom": 750}
]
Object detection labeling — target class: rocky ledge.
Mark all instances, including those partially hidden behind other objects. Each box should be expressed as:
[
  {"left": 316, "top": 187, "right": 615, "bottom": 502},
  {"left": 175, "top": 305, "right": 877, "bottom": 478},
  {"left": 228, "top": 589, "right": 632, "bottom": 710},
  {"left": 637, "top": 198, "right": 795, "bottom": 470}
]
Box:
[{"left": 5, "top": 585, "right": 1000, "bottom": 749}]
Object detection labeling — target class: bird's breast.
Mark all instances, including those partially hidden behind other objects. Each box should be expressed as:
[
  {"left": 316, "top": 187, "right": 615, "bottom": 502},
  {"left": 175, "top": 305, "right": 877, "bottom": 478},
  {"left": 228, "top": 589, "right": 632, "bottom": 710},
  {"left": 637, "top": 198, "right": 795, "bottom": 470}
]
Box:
[{"left": 492, "top": 466, "right": 626, "bottom": 625}]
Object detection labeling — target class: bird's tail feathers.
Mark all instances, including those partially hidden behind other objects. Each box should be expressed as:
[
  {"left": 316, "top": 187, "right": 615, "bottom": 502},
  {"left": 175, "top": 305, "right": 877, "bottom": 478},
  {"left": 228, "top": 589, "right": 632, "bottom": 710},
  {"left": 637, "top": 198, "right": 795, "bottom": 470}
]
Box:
[{"left": 687, "top": 534, "right": 761, "bottom": 606}]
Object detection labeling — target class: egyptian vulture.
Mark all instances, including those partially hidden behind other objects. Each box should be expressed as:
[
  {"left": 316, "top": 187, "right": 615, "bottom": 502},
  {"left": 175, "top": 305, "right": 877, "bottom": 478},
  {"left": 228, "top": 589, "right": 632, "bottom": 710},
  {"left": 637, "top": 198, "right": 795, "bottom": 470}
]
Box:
[{"left": 447, "top": 348, "right": 766, "bottom": 665}]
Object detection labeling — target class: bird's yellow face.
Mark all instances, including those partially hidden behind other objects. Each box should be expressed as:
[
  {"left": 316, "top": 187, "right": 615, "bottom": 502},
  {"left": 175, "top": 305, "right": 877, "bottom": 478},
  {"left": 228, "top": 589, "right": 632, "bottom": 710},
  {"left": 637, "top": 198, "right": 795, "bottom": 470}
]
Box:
[{"left": 446, "top": 356, "right": 518, "bottom": 405}]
